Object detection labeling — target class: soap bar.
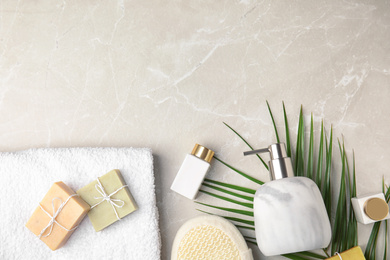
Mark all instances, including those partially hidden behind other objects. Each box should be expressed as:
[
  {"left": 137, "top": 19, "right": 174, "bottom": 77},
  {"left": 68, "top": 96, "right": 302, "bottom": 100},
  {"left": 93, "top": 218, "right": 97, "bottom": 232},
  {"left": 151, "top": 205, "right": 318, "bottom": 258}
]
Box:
[
  {"left": 351, "top": 193, "right": 390, "bottom": 224},
  {"left": 326, "top": 246, "right": 366, "bottom": 259},
  {"left": 77, "top": 169, "right": 138, "bottom": 231},
  {"left": 25, "top": 182, "right": 90, "bottom": 251}
]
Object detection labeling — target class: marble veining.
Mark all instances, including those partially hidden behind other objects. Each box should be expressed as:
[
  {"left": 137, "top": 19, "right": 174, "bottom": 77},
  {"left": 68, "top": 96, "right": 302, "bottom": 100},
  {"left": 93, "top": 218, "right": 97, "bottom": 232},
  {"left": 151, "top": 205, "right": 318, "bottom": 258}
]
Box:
[{"left": 0, "top": 1, "right": 389, "bottom": 259}]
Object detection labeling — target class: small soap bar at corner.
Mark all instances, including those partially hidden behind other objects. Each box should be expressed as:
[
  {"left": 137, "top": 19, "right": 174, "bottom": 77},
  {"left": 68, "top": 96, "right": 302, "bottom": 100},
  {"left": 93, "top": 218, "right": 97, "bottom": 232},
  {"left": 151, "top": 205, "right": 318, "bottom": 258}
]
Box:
[
  {"left": 77, "top": 169, "right": 138, "bottom": 232},
  {"left": 25, "top": 182, "right": 90, "bottom": 251},
  {"left": 325, "top": 246, "right": 366, "bottom": 260}
]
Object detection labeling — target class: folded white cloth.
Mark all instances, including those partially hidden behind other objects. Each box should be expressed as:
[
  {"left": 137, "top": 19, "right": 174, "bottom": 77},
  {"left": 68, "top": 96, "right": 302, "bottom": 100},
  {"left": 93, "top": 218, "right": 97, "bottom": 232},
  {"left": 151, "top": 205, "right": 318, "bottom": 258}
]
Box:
[{"left": 0, "top": 147, "right": 160, "bottom": 259}]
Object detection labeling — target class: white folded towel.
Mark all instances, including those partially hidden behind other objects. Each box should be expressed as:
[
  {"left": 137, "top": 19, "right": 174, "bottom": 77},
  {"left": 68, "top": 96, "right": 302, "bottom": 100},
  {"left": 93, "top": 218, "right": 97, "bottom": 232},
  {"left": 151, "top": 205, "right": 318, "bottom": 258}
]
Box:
[{"left": 0, "top": 147, "right": 160, "bottom": 260}]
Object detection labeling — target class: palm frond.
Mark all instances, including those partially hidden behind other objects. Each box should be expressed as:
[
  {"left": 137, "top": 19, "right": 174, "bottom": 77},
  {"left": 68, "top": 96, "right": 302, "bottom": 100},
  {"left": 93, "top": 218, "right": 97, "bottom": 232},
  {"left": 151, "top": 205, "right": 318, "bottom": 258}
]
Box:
[
  {"left": 235, "top": 224, "right": 255, "bottom": 231},
  {"left": 283, "top": 101, "right": 291, "bottom": 157},
  {"left": 315, "top": 120, "right": 324, "bottom": 188},
  {"left": 196, "top": 209, "right": 254, "bottom": 226},
  {"left": 203, "top": 178, "right": 257, "bottom": 194},
  {"left": 199, "top": 189, "right": 253, "bottom": 208},
  {"left": 365, "top": 221, "right": 382, "bottom": 260},
  {"left": 346, "top": 150, "right": 358, "bottom": 249},
  {"left": 364, "top": 182, "right": 390, "bottom": 260},
  {"left": 195, "top": 202, "right": 254, "bottom": 217},
  {"left": 383, "top": 178, "right": 389, "bottom": 260},
  {"left": 196, "top": 102, "right": 390, "bottom": 260},
  {"left": 244, "top": 236, "right": 257, "bottom": 241},
  {"left": 267, "top": 100, "right": 280, "bottom": 143},
  {"left": 307, "top": 113, "right": 314, "bottom": 179},
  {"left": 295, "top": 106, "right": 305, "bottom": 176},
  {"left": 296, "top": 251, "right": 327, "bottom": 259},
  {"left": 384, "top": 219, "right": 388, "bottom": 260},
  {"left": 222, "top": 215, "right": 255, "bottom": 226},
  {"left": 331, "top": 140, "right": 347, "bottom": 255},
  {"left": 223, "top": 122, "right": 268, "bottom": 169},
  {"left": 246, "top": 240, "right": 258, "bottom": 246},
  {"left": 202, "top": 183, "right": 254, "bottom": 201},
  {"left": 323, "top": 126, "right": 333, "bottom": 217},
  {"left": 214, "top": 157, "right": 264, "bottom": 185}
]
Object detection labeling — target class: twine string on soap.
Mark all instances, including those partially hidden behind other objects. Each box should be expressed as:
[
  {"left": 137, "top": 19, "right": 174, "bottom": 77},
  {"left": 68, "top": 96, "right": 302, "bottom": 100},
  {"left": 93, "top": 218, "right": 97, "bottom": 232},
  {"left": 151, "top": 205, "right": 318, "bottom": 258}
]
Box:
[
  {"left": 334, "top": 252, "right": 343, "bottom": 260},
  {"left": 38, "top": 194, "right": 79, "bottom": 238},
  {"left": 91, "top": 177, "right": 128, "bottom": 220}
]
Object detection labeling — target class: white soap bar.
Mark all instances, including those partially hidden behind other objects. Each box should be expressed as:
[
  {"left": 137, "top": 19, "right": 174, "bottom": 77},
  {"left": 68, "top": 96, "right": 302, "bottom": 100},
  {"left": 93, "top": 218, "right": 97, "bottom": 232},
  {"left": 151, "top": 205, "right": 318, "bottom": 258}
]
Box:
[{"left": 351, "top": 193, "right": 390, "bottom": 224}]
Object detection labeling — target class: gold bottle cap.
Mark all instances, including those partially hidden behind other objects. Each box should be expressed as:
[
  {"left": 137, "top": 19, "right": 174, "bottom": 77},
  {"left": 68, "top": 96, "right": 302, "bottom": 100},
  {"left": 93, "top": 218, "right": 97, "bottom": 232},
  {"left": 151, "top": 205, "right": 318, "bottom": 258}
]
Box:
[
  {"left": 364, "top": 197, "right": 389, "bottom": 221},
  {"left": 191, "top": 144, "right": 214, "bottom": 163}
]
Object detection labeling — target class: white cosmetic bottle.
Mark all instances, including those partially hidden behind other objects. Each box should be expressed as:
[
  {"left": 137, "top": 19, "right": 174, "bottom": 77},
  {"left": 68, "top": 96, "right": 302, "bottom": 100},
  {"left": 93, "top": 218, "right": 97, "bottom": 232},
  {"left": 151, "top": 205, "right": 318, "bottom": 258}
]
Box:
[
  {"left": 351, "top": 193, "right": 390, "bottom": 224},
  {"left": 244, "top": 143, "right": 332, "bottom": 256},
  {"left": 171, "top": 144, "right": 214, "bottom": 200}
]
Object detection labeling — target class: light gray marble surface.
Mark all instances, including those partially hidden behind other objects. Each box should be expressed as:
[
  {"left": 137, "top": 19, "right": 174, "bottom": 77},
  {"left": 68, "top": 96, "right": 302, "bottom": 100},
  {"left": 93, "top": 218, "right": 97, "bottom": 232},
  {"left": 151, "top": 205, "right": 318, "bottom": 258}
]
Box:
[{"left": 1, "top": 1, "right": 389, "bottom": 259}]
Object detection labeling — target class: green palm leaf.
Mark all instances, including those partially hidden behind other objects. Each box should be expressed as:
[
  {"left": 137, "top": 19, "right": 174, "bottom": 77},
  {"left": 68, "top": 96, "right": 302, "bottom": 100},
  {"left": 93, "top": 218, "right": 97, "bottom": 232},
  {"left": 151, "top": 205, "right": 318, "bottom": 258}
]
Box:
[
  {"left": 295, "top": 106, "right": 305, "bottom": 176},
  {"left": 202, "top": 183, "right": 254, "bottom": 201},
  {"left": 203, "top": 178, "right": 257, "bottom": 194},
  {"left": 365, "top": 181, "right": 390, "bottom": 259},
  {"left": 221, "top": 215, "right": 254, "bottom": 226},
  {"left": 315, "top": 120, "right": 324, "bottom": 188},
  {"left": 244, "top": 236, "right": 257, "bottom": 241},
  {"left": 384, "top": 219, "right": 388, "bottom": 260},
  {"left": 282, "top": 102, "right": 292, "bottom": 158},
  {"left": 295, "top": 251, "right": 327, "bottom": 259},
  {"left": 214, "top": 157, "right": 264, "bottom": 185},
  {"left": 307, "top": 114, "right": 314, "bottom": 179},
  {"left": 323, "top": 126, "right": 333, "bottom": 217},
  {"left": 383, "top": 178, "right": 389, "bottom": 260},
  {"left": 346, "top": 150, "right": 358, "bottom": 249},
  {"left": 196, "top": 209, "right": 254, "bottom": 226},
  {"left": 199, "top": 189, "right": 253, "bottom": 208},
  {"left": 245, "top": 240, "right": 258, "bottom": 246},
  {"left": 365, "top": 221, "right": 382, "bottom": 260},
  {"left": 235, "top": 224, "right": 255, "bottom": 231},
  {"left": 196, "top": 102, "right": 390, "bottom": 260},
  {"left": 267, "top": 100, "right": 280, "bottom": 143},
  {"left": 223, "top": 122, "right": 268, "bottom": 169},
  {"left": 195, "top": 201, "right": 254, "bottom": 217},
  {"left": 331, "top": 140, "right": 347, "bottom": 255}
]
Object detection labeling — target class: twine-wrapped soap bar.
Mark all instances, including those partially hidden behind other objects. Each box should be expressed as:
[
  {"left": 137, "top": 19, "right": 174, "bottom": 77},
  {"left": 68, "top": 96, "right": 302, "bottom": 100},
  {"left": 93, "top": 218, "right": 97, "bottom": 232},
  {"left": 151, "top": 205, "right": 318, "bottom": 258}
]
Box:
[
  {"left": 77, "top": 169, "right": 138, "bottom": 231},
  {"left": 326, "top": 246, "right": 366, "bottom": 260},
  {"left": 26, "top": 182, "right": 90, "bottom": 250}
]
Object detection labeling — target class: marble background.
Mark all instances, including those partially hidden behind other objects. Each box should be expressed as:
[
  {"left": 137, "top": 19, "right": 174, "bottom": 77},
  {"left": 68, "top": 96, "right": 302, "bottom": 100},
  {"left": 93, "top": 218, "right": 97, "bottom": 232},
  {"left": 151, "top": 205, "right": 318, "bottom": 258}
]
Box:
[{"left": 1, "top": 0, "right": 389, "bottom": 259}]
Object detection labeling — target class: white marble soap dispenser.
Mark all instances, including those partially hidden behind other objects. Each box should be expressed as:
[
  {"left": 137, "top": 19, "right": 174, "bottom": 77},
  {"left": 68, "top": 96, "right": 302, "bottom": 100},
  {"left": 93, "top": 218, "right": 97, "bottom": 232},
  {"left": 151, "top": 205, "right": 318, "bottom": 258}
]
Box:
[{"left": 244, "top": 143, "right": 332, "bottom": 256}]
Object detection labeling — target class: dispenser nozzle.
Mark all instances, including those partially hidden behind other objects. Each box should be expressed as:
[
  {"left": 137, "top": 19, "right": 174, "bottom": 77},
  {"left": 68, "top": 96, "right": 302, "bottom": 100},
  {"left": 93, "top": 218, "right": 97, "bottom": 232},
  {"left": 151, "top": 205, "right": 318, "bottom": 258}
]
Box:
[
  {"left": 243, "top": 143, "right": 295, "bottom": 180},
  {"left": 243, "top": 148, "right": 269, "bottom": 156}
]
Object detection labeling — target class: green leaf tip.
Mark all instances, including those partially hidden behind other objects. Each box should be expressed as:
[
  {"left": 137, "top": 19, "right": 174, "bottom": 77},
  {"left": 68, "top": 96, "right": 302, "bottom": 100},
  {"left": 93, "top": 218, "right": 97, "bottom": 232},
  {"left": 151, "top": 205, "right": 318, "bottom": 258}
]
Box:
[
  {"left": 222, "top": 122, "right": 269, "bottom": 170},
  {"left": 266, "top": 100, "right": 280, "bottom": 143},
  {"left": 214, "top": 156, "right": 264, "bottom": 185},
  {"left": 195, "top": 201, "right": 254, "bottom": 217},
  {"left": 203, "top": 178, "right": 257, "bottom": 195}
]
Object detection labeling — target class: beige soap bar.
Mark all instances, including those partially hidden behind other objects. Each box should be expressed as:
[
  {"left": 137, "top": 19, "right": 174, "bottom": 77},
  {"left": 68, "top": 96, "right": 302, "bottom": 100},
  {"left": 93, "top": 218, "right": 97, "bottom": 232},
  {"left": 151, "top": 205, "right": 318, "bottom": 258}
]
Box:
[
  {"left": 26, "top": 182, "right": 90, "bottom": 251},
  {"left": 326, "top": 246, "right": 366, "bottom": 260},
  {"left": 77, "top": 169, "right": 138, "bottom": 231}
]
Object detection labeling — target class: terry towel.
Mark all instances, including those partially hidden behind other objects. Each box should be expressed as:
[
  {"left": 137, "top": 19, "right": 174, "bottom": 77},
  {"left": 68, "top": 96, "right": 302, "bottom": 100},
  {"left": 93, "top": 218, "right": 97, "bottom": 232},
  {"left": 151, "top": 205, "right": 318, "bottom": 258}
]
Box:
[{"left": 0, "top": 147, "right": 160, "bottom": 259}]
